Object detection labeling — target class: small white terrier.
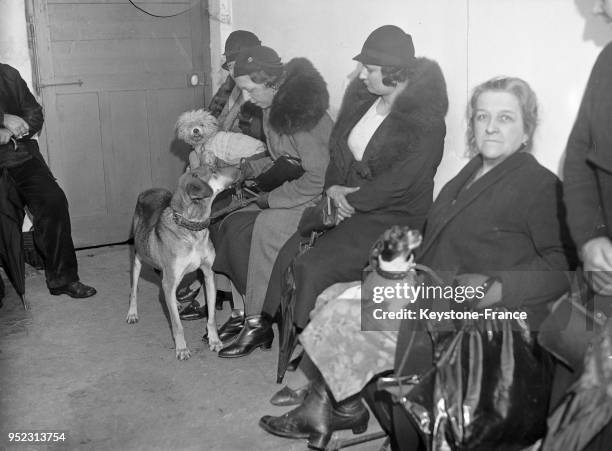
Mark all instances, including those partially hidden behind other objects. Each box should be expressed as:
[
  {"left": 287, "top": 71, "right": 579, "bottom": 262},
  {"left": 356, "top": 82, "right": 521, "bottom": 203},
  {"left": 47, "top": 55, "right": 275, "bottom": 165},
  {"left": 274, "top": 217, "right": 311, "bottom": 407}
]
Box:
[{"left": 175, "top": 109, "right": 266, "bottom": 170}]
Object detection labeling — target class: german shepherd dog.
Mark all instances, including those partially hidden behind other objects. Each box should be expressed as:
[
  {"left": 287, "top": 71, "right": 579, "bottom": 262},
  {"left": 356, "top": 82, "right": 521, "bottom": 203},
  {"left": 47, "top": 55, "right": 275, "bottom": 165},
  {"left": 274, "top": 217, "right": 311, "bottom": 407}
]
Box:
[{"left": 126, "top": 165, "right": 238, "bottom": 359}]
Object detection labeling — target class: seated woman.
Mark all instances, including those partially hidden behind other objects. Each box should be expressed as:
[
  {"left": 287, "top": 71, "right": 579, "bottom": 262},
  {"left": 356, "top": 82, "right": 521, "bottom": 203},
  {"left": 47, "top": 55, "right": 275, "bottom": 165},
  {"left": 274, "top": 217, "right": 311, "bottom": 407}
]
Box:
[
  {"left": 219, "top": 24, "right": 449, "bottom": 358},
  {"left": 384, "top": 76, "right": 576, "bottom": 450},
  {"left": 258, "top": 76, "right": 576, "bottom": 451},
  {"left": 210, "top": 45, "right": 333, "bottom": 348}
]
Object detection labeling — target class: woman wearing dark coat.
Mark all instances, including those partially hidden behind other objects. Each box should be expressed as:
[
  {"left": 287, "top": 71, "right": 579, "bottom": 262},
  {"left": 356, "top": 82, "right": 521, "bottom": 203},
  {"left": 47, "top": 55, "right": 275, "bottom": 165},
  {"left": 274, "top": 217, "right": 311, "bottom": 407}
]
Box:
[
  {"left": 383, "top": 77, "right": 576, "bottom": 451},
  {"left": 218, "top": 25, "right": 448, "bottom": 360}
]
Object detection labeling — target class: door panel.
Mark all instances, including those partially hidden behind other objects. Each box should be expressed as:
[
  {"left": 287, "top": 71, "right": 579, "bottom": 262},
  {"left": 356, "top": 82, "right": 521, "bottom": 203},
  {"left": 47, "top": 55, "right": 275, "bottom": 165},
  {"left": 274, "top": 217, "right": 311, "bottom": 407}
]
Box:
[
  {"left": 27, "top": 0, "right": 211, "bottom": 247},
  {"left": 55, "top": 92, "right": 106, "bottom": 217},
  {"left": 48, "top": 4, "right": 190, "bottom": 41},
  {"left": 108, "top": 90, "right": 153, "bottom": 215}
]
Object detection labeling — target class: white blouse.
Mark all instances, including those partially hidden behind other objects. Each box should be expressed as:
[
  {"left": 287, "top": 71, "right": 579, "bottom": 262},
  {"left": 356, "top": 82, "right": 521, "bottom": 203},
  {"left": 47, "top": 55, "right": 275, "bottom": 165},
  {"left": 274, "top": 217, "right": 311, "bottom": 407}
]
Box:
[{"left": 347, "top": 97, "right": 389, "bottom": 161}]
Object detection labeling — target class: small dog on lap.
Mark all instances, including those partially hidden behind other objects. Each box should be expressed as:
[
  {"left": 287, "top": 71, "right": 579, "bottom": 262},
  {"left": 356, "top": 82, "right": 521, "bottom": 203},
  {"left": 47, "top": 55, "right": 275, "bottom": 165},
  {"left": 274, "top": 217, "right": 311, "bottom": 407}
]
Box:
[{"left": 175, "top": 109, "right": 266, "bottom": 170}]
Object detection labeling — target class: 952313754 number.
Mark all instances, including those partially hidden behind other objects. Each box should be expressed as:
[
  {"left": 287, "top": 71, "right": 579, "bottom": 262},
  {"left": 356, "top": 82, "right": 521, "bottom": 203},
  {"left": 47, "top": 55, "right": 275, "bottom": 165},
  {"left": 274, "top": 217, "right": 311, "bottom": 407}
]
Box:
[{"left": 7, "top": 431, "right": 67, "bottom": 443}]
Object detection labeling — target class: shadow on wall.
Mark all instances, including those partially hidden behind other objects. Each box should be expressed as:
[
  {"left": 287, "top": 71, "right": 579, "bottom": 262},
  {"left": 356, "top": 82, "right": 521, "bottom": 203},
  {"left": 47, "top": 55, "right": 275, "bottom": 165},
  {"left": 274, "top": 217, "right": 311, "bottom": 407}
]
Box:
[
  {"left": 170, "top": 137, "right": 191, "bottom": 171},
  {"left": 575, "top": 0, "right": 612, "bottom": 46}
]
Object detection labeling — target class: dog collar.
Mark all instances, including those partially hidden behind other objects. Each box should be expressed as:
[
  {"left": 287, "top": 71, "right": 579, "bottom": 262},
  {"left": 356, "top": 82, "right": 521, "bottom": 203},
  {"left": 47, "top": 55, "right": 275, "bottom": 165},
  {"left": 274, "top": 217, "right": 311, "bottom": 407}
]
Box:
[
  {"left": 172, "top": 211, "right": 210, "bottom": 231},
  {"left": 375, "top": 263, "right": 416, "bottom": 280}
]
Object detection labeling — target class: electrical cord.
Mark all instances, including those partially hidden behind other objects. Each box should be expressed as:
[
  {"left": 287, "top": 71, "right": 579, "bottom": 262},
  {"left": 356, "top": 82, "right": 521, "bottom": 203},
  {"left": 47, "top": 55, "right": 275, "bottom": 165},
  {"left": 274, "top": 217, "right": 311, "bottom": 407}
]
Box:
[{"left": 127, "top": 0, "right": 199, "bottom": 18}]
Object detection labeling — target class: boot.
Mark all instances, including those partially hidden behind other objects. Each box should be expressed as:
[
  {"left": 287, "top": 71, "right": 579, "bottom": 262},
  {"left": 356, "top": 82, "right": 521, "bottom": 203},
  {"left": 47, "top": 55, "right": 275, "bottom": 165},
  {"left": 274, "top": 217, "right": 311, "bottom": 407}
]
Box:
[
  {"left": 259, "top": 376, "right": 369, "bottom": 450},
  {"left": 217, "top": 314, "right": 273, "bottom": 358},
  {"left": 202, "top": 309, "right": 245, "bottom": 343}
]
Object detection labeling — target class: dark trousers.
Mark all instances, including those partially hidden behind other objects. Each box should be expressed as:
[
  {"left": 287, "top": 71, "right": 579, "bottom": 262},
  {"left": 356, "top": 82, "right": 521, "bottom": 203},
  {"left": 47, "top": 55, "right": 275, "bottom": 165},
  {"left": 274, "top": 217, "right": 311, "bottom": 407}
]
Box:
[
  {"left": 262, "top": 214, "right": 395, "bottom": 328},
  {"left": 7, "top": 144, "right": 78, "bottom": 289},
  {"left": 210, "top": 210, "right": 258, "bottom": 297}
]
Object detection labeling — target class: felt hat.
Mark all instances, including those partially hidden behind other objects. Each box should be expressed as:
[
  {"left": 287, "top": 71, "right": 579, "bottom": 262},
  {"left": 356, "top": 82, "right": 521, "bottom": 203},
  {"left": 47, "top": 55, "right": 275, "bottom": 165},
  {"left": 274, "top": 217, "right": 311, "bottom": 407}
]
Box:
[
  {"left": 222, "top": 30, "right": 261, "bottom": 70},
  {"left": 233, "top": 45, "right": 284, "bottom": 78},
  {"left": 353, "top": 25, "right": 415, "bottom": 67}
]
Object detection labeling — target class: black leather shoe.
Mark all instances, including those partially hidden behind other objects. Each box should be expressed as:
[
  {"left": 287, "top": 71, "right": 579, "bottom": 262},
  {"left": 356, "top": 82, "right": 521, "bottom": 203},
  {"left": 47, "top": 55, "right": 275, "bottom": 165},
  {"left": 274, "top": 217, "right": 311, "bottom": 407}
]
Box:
[
  {"left": 217, "top": 314, "right": 273, "bottom": 358},
  {"left": 259, "top": 378, "right": 369, "bottom": 450},
  {"left": 287, "top": 350, "right": 304, "bottom": 372},
  {"left": 49, "top": 281, "right": 97, "bottom": 299},
  {"left": 270, "top": 384, "right": 310, "bottom": 406},
  {"left": 179, "top": 301, "right": 208, "bottom": 321},
  {"left": 203, "top": 309, "right": 244, "bottom": 343},
  {"left": 176, "top": 285, "right": 200, "bottom": 304}
]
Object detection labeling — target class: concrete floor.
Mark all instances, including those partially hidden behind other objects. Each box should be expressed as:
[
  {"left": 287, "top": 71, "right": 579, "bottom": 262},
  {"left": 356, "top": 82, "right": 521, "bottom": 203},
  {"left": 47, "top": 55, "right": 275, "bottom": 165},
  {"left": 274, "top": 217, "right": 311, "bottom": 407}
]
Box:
[{"left": 0, "top": 244, "right": 385, "bottom": 451}]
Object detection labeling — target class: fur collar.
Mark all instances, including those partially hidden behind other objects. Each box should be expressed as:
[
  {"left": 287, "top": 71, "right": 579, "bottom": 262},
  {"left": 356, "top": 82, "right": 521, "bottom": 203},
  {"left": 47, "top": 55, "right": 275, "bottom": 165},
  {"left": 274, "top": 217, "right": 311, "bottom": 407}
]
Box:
[
  {"left": 339, "top": 57, "right": 448, "bottom": 133},
  {"left": 331, "top": 57, "right": 448, "bottom": 176},
  {"left": 268, "top": 58, "right": 329, "bottom": 135}
]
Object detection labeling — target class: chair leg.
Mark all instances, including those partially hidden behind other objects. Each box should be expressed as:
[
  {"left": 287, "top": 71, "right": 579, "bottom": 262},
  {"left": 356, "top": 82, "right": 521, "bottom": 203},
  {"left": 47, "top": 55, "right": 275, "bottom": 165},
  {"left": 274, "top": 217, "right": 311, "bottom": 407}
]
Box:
[{"left": 324, "top": 430, "right": 388, "bottom": 451}]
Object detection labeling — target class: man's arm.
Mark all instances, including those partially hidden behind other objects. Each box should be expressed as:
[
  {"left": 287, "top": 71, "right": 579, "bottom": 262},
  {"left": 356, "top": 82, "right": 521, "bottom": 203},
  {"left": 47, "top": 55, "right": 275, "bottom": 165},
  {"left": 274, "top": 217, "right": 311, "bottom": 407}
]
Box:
[{"left": 0, "top": 64, "right": 44, "bottom": 137}]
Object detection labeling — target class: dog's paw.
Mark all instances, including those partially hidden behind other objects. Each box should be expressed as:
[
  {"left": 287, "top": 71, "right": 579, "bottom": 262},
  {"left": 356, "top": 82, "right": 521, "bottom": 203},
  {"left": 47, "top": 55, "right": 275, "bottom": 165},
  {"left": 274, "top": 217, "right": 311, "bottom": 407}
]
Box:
[
  {"left": 208, "top": 337, "right": 223, "bottom": 352},
  {"left": 206, "top": 322, "right": 222, "bottom": 351},
  {"left": 176, "top": 347, "right": 191, "bottom": 360},
  {"left": 126, "top": 313, "right": 139, "bottom": 324}
]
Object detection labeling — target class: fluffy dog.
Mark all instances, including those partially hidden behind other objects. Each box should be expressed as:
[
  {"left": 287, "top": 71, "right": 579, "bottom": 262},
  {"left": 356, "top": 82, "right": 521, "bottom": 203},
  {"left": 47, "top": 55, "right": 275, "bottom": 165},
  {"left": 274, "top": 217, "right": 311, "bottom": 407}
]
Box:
[
  {"left": 175, "top": 109, "right": 266, "bottom": 169},
  {"left": 126, "top": 165, "right": 239, "bottom": 359}
]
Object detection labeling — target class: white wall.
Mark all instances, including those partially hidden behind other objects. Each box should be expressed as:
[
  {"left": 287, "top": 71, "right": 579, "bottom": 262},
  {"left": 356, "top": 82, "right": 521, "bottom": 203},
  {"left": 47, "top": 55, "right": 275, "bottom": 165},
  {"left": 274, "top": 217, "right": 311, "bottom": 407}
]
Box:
[
  {"left": 0, "top": 0, "right": 32, "bottom": 90},
  {"left": 213, "top": 0, "right": 612, "bottom": 193}
]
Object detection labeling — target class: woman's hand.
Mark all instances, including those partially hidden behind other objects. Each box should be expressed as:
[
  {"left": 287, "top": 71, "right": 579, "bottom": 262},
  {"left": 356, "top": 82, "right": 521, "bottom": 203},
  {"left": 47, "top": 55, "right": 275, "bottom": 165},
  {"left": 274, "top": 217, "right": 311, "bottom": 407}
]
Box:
[
  {"left": 0, "top": 128, "right": 12, "bottom": 145},
  {"left": 454, "top": 273, "right": 503, "bottom": 308},
  {"left": 326, "top": 185, "right": 359, "bottom": 222},
  {"left": 581, "top": 237, "right": 612, "bottom": 295}
]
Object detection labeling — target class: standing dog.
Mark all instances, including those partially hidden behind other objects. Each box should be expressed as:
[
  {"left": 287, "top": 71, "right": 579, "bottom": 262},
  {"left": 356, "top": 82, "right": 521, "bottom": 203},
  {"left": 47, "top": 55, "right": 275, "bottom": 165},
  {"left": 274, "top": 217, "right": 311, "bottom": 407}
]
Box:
[{"left": 126, "top": 165, "right": 238, "bottom": 359}]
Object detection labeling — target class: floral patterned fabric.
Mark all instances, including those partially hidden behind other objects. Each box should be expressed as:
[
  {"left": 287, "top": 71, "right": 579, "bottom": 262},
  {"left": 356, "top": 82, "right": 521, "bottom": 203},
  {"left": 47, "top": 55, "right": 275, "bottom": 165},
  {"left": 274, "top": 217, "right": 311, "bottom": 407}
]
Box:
[{"left": 299, "top": 281, "right": 399, "bottom": 401}]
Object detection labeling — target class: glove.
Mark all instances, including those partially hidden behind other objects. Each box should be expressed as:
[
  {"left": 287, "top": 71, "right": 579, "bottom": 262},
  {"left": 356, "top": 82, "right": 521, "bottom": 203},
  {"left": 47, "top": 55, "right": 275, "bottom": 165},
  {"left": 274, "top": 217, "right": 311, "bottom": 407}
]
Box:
[{"left": 255, "top": 192, "right": 270, "bottom": 209}]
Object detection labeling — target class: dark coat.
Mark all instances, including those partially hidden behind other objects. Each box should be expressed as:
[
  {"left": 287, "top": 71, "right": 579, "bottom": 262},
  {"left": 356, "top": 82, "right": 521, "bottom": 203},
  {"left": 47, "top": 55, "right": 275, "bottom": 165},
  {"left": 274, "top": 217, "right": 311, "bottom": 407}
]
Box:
[
  {"left": 564, "top": 42, "right": 612, "bottom": 248},
  {"left": 419, "top": 152, "right": 575, "bottom": 318},
  {"left": 264, "top": 57, "right": 449, "bottom": 329},
  {"left": 325, "top": 57, "right": 448, "bottom": 229},
  {"left": 0, "top": 63, "right": 45, "bottom": 166}
]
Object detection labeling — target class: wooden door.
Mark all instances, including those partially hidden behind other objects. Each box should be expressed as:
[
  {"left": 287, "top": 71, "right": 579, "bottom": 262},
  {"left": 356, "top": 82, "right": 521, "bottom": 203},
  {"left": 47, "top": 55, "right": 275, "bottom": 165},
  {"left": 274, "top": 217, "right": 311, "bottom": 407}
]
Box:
[{"left": 26, "top": 0, "right": 211, "bottom": 247}]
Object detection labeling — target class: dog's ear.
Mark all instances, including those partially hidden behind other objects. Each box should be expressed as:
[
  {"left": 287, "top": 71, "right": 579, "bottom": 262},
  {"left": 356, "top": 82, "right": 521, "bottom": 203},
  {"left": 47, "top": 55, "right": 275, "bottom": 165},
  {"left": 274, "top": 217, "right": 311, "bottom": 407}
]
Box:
[
  {"left": 198, "top": 110, "right": 219, "bottom": 138},
  {"left": 175, "top": 111, "right": 191, "bottom": 140}
]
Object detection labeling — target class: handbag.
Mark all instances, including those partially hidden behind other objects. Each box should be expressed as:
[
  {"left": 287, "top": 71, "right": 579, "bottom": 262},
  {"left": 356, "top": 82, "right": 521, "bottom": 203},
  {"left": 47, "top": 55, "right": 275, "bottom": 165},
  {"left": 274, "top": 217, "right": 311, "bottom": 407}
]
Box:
[
  {"left": 538, "top": 270, "right": 607, "bottom": 372},
  {"left": 245, "top": 154, "right": 305, "bottom": 193},
  {"left": 394, "top": 312, "right": 552, "bottom": 451},
  {"left": 297, "top": 195, "right": 338, "bottom": 237}
]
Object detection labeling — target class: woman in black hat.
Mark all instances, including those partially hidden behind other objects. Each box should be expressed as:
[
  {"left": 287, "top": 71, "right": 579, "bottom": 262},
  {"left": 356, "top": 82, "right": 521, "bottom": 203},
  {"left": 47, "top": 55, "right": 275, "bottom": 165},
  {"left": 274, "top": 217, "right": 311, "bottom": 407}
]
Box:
[
  {"left": 207, "top": 29, "right": 263, "bottom": 135},
  {"left": 209, "top": 45, "right": 334, "bottom": 353}
]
